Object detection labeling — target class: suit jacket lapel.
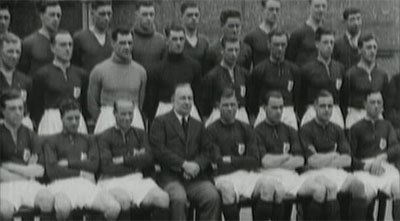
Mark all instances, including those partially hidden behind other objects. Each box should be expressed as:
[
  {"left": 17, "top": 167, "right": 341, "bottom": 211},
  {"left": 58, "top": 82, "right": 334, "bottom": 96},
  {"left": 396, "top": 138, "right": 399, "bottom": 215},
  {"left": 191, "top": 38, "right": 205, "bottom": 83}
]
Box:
[{"left": 168, "top": 111, "right": 186, "bottom": 143}]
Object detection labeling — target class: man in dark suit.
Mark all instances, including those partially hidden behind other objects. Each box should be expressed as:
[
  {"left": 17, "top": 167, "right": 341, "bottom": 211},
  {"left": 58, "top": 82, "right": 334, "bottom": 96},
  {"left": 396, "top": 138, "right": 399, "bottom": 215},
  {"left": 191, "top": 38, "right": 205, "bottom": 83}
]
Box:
[{"left": 150, "top": 83, "right": 221, "bottom": 220}]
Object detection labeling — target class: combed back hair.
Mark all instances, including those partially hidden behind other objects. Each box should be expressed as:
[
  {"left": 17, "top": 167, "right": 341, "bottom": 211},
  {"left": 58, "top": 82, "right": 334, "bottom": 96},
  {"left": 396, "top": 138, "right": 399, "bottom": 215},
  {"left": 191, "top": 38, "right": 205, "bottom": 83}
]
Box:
[
  {"left": 315, "top": 27, "right": 335, "bottom": 41},
  {"left": 164, "top": 22, "right": 185, "bottom": 37},
  {"left": 358, "top": 33, "right": 376, "bottom": 49},
  {"left": 91, "top": 0, "right": 112, "bottom": 10},
  {"left": 0, "top": 32, "right": 21, "bottom": 48},
  {"left": 172, "top": 83, "right": 192, "bottom": 98},
  {"left": 268, "top": 29, "right": 288, "bottom": 42},
  {"left": 219, "top": 9, "right": 241, "bottom": 26},
  {"left": 261, "top": 0, "right": 281, "bottom": 8},
  {"left": 220, "top": 87, "right": 236, "bottom": 101},
  {"left": 364, "top": 90, "right": 382, "bottom": 102},
  {"left": 111, "top": 27, "right": 132, "bottom": 41},
  {"left": 37, "top": 0, "right": 60, "bottom": 14},
  {"left": 314, "top": 90, "right": 333, "bottom": 103},
  {"left": 221, "top": 36, "right": 240, "bottom": 48},
  {"left": 113, "top": 99, "right": 135, "bottom": 113},
  {"left": 343, "top": 8, "right": 361, "bottom": 20},
  {"left": 0, "top": 89, "right": 21, "bottom": 109},
  {"left": 49, "top": 29, "right": 71, "bottom": 45},
  {"left": 262, "top": 91, "right": 283, "bottom": 106},
  {"left": 136, "top": 0, "right": 154, "bottom": 10},
  {"left": 59, "top": 98, "right": 80, "bottom": 117},
  {"left": 180, "top": 1, "right": 198, "bottom": 15}
]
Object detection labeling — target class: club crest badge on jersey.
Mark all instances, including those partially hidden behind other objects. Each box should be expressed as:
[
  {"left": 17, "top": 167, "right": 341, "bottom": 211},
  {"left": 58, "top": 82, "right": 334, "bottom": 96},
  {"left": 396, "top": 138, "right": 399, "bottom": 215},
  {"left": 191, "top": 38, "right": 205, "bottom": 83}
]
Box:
[
  {"left": 336, "top": 79, "right": 342, "bottom": 90},
  {"left": 283, "top": 142, "right": 290, "bottom": 154},
  {"left": 81, "top": 152, "right": 87, "bottom": 161},
  {"left": 20, "top": 90, "right": 27, "bottom": 102},
  {"left": 23, "top": 148, "right": 31, "bottom": 162},
  {"left": 240, "top": 86, "right": 246, "bottom": 97},
  {"left": 287, "top": 80, "right": 293, "bottom": 92},
  {"left": 379, "top": 138, "right": 387, "bottom": 150},
  {"left": 238, "top": 143, "right": 245, "bottom": 156},
  {"left": 73, "top": 87, "right": 81, "bottom": 99}
]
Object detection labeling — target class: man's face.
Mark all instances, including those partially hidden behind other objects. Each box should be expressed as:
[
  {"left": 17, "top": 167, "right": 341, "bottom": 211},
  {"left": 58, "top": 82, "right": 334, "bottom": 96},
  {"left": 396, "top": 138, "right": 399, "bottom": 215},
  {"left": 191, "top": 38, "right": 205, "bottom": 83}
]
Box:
[
  {"left": 0, "top": 9, "right": 10, "bottom": 34},
  {"left": 314, "top": 96, "right": 333, "bottom": 123},
  {"left": 114, "top": 101, "right": 134, "bottom": 130},
  {"left": 365, "top": 93, "right": 383, "bottom": 119},
  {"left": 222, "top": 41, "right": 240, "bottom": 66},
  {"left": 0, "top": 40, "right": 21, "bottom": 70},
  {"left": 113, "top": 33, "right": 133, "bottom": 60},
  {"left": 2, "top": 98, "right": 24, "bottom": 127},
  {"left": 316, "top": 34, "right": 334, "bottom": 59},
  {"left": 346, "top": 13, "right": 362, "bottom": 35},
  {"left": 182, "top": 7, "right": 200, "bottom": 31},
  {"left": 360, "top": 39, "right": 377, "bottom": 64},
  {"left": 137, "top": 6, "right": 155, "bottom": 30},
  {"left": 263, "top": 0, "right": 281, "bottom": 25},
  {"left": 270, "top": 35, "right": 287, "bottom": 60},
  {"left": 173, "top": 86, "right": 193, "bottom": 116},
  {"left": 222, "top": 17, "right": 241, "bottom": 39},
  {"left": 310, "top": 0, "right": 327, "bottom": 22},
  {"left": 264, "top": 97, "right": 284, "bottom": 124},
  {"left": 51, "top": 33, "right": 73, "bottom": 62},
  {"left": 167, "top": 30, "right": 185, "bottom": 54},
  {"left": 219, "top": 96, "right": 238, "bottom": 123},
  {"left": 62, "top": 109, "right": 81, "bottom": 133},
  {"left": 40, "top": 5, "right": 62, "bottom": 33},
  {"left": 92, "top": 5, "right": 112, "bottom": 32}
]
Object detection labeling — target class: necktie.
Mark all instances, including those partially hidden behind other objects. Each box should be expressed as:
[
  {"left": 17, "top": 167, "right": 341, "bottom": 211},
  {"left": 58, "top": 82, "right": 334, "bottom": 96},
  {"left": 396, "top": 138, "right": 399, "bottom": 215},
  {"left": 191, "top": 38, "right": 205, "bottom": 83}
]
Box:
[{"left": 181, "top": 117, "right": 188, "bottom": 137}]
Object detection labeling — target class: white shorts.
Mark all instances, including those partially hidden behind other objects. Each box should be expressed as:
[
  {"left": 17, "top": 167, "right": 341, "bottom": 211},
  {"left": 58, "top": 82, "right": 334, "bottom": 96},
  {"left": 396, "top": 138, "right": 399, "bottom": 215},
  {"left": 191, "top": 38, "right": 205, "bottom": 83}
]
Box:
[
  {"left": 155, "top": 102, "right": 201, "bottom": 121},
  {"left": 0, "top": 180, "right": 46, "bottom": 210},
  {"left": 94, "top": 106, "right": 144, "bottom": 134},
  {"left": 47, "top": 177, "right": 100, "bottom": 209},
  {"left": 98, "top": 173, "right": 157, "bottom": 206},
  {"left": 353, "top": 159, "right": 400, "bottom": 197},
  {"left": 301, "top": 105, "right": 344, "bottom": 128},
  {"left": 214, "top": 170, "right": 262, "bottom": 201},
  {"left": 260, "top": 168, "right": 305, "bottom": 196},
  {"left": 301, "top": 168, "right": 350, "bottom": 191},
  {"left": 205, "top": 107, "right": 249, "bottom": 128},
  {"left": 38, "top": 109, "right": 87, "bottom": 135},
  {"left": 254, "top": 106, "right": 298, "bottom": 130}
]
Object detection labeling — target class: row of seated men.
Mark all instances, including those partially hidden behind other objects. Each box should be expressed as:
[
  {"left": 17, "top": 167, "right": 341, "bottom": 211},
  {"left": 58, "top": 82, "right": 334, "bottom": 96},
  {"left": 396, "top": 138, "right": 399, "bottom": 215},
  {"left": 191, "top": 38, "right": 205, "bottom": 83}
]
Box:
[
  {"left": 1, "top": 84, "right": 399, "bottom": 221},
  {"left": 0, "top": 0, "right": 399, "bottom": 139}
]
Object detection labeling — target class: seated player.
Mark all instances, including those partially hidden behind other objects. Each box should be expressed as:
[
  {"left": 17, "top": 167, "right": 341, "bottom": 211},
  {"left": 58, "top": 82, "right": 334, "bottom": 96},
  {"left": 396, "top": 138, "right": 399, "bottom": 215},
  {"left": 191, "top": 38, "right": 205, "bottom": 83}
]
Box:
[
  {"left": 44, "top": 99, "right": 120, "bottom": 220},
  {"left": 97, "top": 99, "right": 169, "bottom": 220},
  {"left": 350, "top": 91, "right": 400, "bottom": 220},
  {"left": 0, "top": 89, "right": 54, "bottom": 220},
  {"left": 299, "top": 90, "right": 365, "bottom": 220},
  {"left": 208, "top": 87, "right": 278, "bottom": 221}
]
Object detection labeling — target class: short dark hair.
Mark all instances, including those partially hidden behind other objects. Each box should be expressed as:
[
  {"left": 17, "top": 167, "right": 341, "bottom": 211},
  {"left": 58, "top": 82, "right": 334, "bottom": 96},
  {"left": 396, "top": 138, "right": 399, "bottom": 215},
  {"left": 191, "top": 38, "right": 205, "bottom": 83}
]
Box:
[
  {"left": 59, "top": 98, "right": 80, "bottom": 118},
  {"left": 358, "top": 33, "right": 376, "bottom": 49},
  {"left": 219, "top": 87, "right": 236, "bottom": 101},
  {"left": 50, "top": 29, "right": 71, "bottom": 45},
  {"left": 91, "top": 0, "right": 112, "bottom": 10},
  {"left": 221, "top": 36, "right": 240, "bottom": 48},
  {"left": 315, "top": 27, "right": 335, "bottom": 41},
  {"left": 37, "top": 0, "right": 60, "bottom": 14},
  {"left": 172, "top": 83, "right": 191, "bottom": 98},
  {"left": 0, "top": 2, "right": 10, "bottom": 11},
  {"left": 268, "top": 29, "right": 288, "bottom": 42},
  {"left": 261, "top": 0, "right": 281, "bottom": 8},
  {"left": 314, "top": 90, "right": 333, "bottom": 103},
  {"left": 343, "top": 8, "right": 361, "bottom": 20},
  {"left": 262, "top": 91, "right": 283, "bottom": 105},
  {"left": 111, "top": 27, "right": 132, "bottom": 41},
  {"left": 364, "top": 90, "right": 382, "bottom": 102},
  {"left": 113, "top": 99, "right": 135, "bottom": 113},
  {"left": 220, "top": 9, "right": 241, "bottom": 26},
  {"left": 0, "top": 32, "right": 20, "bottom": 49},
  {"left": 164, "top": 22, "right": 185, "bottom": 37},
  {"left": 180, "top": 1, "right": 198, "bottom": 15},
  {"left": 0, "top": 88, "right": 22, "bottom": 109},
  {"left": 136, "top": 0, "right": 154, "bottom": 10}
]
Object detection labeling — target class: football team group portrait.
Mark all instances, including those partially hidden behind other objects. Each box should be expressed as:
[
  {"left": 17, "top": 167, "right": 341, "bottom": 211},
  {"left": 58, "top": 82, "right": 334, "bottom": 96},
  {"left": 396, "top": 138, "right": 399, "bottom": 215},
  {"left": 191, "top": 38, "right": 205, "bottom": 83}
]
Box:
[{"left": 0, "top": 0, "right": 399, "bottom": 220}]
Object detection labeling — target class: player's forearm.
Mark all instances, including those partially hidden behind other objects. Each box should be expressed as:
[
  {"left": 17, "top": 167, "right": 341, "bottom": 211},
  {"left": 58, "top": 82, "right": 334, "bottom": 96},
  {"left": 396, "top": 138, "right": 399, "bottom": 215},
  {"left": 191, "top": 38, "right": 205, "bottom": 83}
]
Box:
[
  {"left": 262, "top": 155, "right": 289, "bottom": 168},
  {"left": 307, "top": 154, "right": 336, "bottom": 168},
  {"left": 1, "top": 163, "right": 44, "bottom": 178},
  {"left": 0, "top": 167, "right": 28, "bottom": 181},
  {"left": 329, "top": 154, "right": 351, "bottom": 168},
  {"left": 281, "top": 156, "right": 305, "bottom": 170}
]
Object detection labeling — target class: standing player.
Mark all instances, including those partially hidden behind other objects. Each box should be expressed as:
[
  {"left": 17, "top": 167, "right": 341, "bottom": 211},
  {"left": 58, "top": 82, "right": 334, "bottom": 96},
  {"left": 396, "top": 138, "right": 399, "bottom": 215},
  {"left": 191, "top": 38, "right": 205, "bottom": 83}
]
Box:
[
  {"left": 286, "top": 0, "right": 327, "bottom": 67},
  {"left": 333, "top": 8, "right": 362, "bottom": 70},
  {"left": 343, "top": 34, "right": 389, "bottom": 129},
  {"left": 44, "top": 99, "right": 120, "bottom": 221},
  {"left": 19, "top": 1, "right": 62, "bottom": 76},
  {"left": 97, "top": 99, "right": 169, "bottom": 220},
  {"left": 205, "top": 9, "right": 252, "bottom": 72},
  {"left": 32, "top": 30, "right": 87, "bottom": 135},
  {"left": 249, "top": 30, "right": 300, "bottom": 130},
  {"left": 244, "top": 0, "right": 281, "bottom": 66},
  {"left": 150, "top": 84, "right": 220, "bottom": 220},
  {"left": 181, "top": 1, "right": 209, "bottom": 74},
  {"left": 202, "top": 37, "right": 249, "bottom": 127},
  {"left": 350, "top": 91, "right": 400, "bottom": 220},
  {"left": 0, "top": 33, "right": 33, "bottom": 129},
  {"left": 0, "top": 3, "right": 10, "bottom": 35},
  {"left": 0, "top": 89, "right": 54, "bottom": 220},
  {"left": 299, "top": 28, "right": 346, "bottom": 128},
  {"left": 88, "top": 28, "right": 146, "bottom": 133},
  {"left": 388, "top": 73, "right": 400, "bottom": 139}
]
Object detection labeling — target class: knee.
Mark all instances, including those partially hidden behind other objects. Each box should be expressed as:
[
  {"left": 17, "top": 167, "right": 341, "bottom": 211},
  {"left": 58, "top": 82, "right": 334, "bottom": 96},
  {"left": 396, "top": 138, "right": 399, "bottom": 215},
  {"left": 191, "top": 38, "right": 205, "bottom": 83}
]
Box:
[
  {"left": 0, "top": 200, "right": 14, "bottom": 220},
  {"left": 254, "top": 177, "right": 276, "bottom": 202},
  {"left": 216, "top": 181, "right": 236, "bottom": 204},
  {"left": 349, "top": 178, "right": 366, "bottom": 199},
  {"left": 311, "top": 183, "right": 327, "bottom": 203},
  {"left": 168, "top": 189, "right": 188, "bottom": 206},
  {"left": 54, "top": 193, "right": 72, "bottom": 220},
  {"left": 34, "top": 189, "right": 54, "bottom": 213},
  {"left": 148, "top": 188, "right": 170, "bottom": 209},
  {"left": 202, "top": 185, "right": 220, "bottom": 207},
  {"left": 104, "top": 199, "right": 121, "bottom": 220},
  {"left": 109, "top": 188, "right": 131, "bottom": 211}
]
